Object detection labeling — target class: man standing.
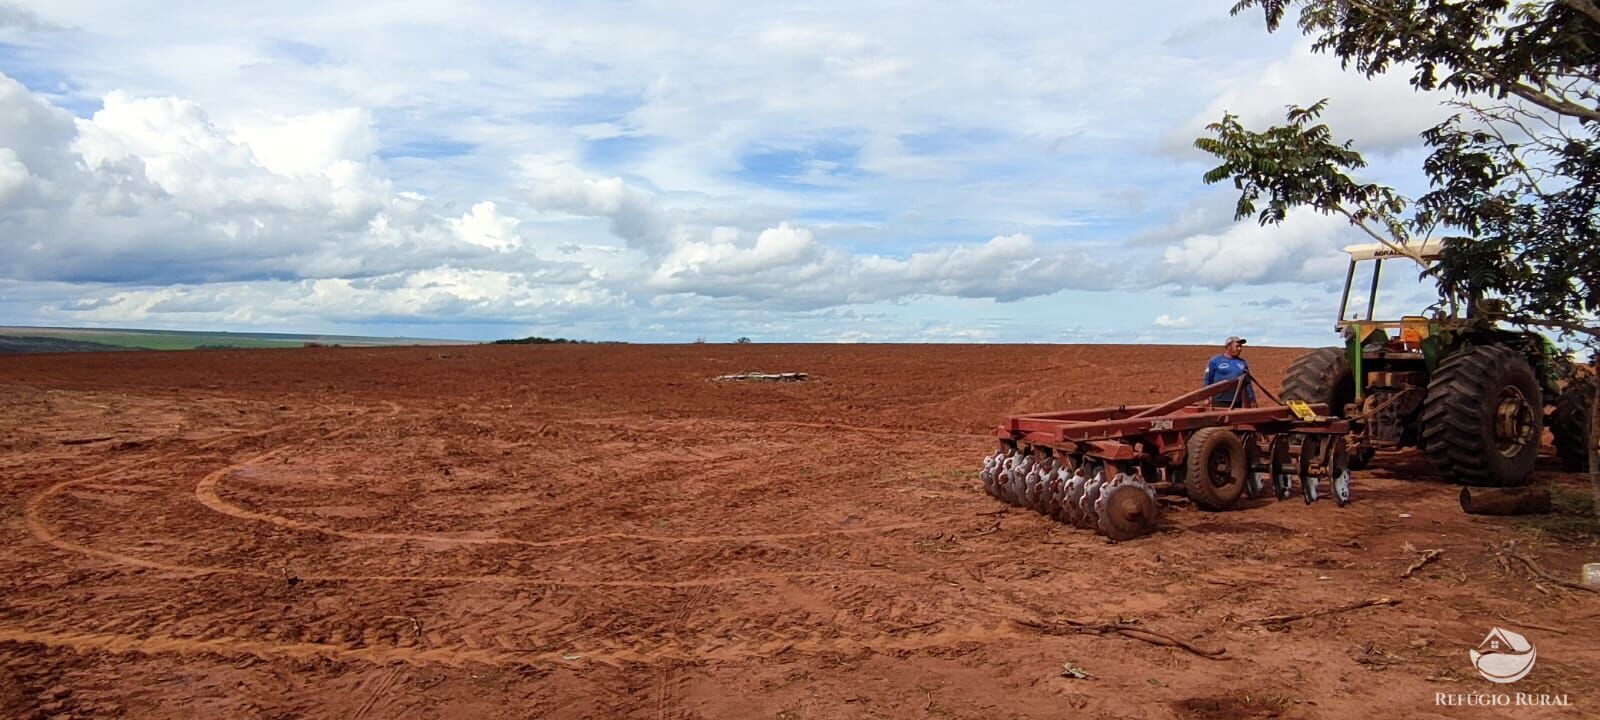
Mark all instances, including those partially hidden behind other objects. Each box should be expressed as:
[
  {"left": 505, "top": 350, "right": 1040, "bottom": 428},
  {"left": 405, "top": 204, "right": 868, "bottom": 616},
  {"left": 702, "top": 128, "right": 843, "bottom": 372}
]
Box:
[{"left": 1204, "top": 336, "right": 1257, "bottom": 407}]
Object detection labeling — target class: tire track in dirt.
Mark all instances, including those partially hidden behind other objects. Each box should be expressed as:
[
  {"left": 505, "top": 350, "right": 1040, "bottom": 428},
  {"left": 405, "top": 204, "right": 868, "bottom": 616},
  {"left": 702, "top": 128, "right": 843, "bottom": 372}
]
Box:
[
  {"left": 0, "top": 617, "right": 1033, "bottom": 670},
  {"left": 197, "top": 465, "right": 936, "bottom": 547},
  {"left": 18, "top": 398, "right": 997, "bottom": 677},
  {"left": 192, "top": 407, "right": 946, "bottom": 547},
  {"left": 565, "top": 414, "right": 990, "bottom": 441},
  {"left": 27, "top": 401, "right": 914, "bottom": 586},
  {"left": 655, "top": 585, "right": 709, "bottom": 720},
  {"left": 22, "top": 405, "right": 393, "bottom": 575}
]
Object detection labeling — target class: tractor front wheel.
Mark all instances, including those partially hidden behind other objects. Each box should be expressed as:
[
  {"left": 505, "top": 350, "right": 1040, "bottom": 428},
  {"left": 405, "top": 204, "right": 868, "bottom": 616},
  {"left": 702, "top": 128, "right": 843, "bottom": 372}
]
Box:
[{"left": 1420, "top": 345, "right": 1542, "bottom": 486}]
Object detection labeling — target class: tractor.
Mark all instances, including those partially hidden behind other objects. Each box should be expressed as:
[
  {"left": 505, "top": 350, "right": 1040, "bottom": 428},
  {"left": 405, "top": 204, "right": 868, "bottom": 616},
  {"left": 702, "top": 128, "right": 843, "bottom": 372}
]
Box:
[{"left": 1280, "top": 240, "right": 1594, "bottom": 486}]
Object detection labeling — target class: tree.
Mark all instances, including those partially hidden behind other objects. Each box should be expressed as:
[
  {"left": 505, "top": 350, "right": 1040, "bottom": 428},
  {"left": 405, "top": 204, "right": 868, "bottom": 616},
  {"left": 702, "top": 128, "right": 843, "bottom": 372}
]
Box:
[{"left": 1196, "top": 0, "right": 1600, "bottom": 511}]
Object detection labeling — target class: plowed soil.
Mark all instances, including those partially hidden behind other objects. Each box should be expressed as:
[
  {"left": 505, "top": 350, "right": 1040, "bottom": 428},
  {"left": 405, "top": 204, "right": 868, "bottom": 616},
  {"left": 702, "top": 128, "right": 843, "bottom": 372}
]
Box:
[{"left": 1, "top": 344, "right": 1595, "bottom": 719}]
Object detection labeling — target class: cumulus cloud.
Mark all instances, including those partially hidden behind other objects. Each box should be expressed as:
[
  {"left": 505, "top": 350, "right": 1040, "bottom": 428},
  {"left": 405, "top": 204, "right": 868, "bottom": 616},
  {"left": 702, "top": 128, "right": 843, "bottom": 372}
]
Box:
[
  {"left": 1165, "top": 40, "right": 1458, "bottom": 157},
  {"left": 1158, "top": 208, "right": 1352, "bottom": 289},
  {"left": 0, "top": 2, "right": 1417, "bottom": 345},
  {"left": 0, "top": 73, "right": 590, "bottom": 286},
  {"left": 646, "top": 225, "right": 1114, "bottom": 309},
  {"left": 1, "top": 71, "right": 1125, "bottom": 333},
  {"left": 42, "top": 269, "right": 626, "bottom": 327},
  {"left": 516, "top": 159, "right": 1118, "bottom": 308}
]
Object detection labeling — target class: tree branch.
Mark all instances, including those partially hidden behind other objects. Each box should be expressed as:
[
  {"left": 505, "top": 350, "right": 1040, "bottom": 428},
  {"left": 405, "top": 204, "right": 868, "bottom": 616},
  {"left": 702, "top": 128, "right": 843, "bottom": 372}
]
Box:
[
  {"left": 1558, "top": 0, "right": 1600, "bottom": 27},
  {"left": 1337, "top": 0, "right": 1600, "bottom": 123},
  {"left": 1507, "top": 315, "right": 1600, "bottom": 341},
  {"left": 1481, "top": 69, "right": 1600, "bottom": 124}
]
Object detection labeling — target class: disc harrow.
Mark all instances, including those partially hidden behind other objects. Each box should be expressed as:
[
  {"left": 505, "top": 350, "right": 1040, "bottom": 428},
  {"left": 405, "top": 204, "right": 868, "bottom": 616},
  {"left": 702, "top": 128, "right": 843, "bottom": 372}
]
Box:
[{"left": 978, "top": 375, "right": 1351, "bottom": 541}]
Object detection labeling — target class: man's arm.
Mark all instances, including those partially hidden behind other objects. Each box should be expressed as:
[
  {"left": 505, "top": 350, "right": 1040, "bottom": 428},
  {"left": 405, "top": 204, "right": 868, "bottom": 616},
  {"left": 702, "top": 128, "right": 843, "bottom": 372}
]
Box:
[
  {"left": 1243, "top": 361, "right": 1258, "bottom": 404},
  {"left": 1203, "top": 357, "right": 1215, "bottom": 386}
]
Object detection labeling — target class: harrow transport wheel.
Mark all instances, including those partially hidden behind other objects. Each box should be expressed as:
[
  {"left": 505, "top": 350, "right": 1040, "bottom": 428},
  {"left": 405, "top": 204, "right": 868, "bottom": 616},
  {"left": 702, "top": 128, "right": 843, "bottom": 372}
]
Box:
[
  {"left": 1184, "top": 427, "right": 1246, "bottom": 511},
  {"left": 1553, "top": 375, "right": 1595, "bottom": 472},
  {"left": 1097, "top": 483, "right": 1159, "bottom": 541},
  {"left": 1421, "top": 345, "right": 1542, "bottom": 486}
]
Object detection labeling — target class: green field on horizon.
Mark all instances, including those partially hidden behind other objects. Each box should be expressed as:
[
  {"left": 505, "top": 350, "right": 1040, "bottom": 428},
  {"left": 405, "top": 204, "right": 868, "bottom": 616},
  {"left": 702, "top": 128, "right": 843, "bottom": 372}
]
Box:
[{"left": 0, "top": 326, "right": 466, "bottom": 352}]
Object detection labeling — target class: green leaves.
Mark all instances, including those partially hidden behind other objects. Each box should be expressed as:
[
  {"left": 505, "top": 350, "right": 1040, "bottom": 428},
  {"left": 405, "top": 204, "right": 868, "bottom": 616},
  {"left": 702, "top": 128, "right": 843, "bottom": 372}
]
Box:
[
  {"left": 1194, "top": 102, "right": 1406, "bottom": 247},
  {"left": 1201, "top": 0, "right": 1598, "bottom": 334}
]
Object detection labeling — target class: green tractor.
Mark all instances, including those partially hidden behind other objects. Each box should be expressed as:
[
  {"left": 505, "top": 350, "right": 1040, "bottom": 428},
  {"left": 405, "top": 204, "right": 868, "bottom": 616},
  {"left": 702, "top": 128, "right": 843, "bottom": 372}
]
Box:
[{"left": 1281, "top": 241, "right": 1594, "bottom": 486}]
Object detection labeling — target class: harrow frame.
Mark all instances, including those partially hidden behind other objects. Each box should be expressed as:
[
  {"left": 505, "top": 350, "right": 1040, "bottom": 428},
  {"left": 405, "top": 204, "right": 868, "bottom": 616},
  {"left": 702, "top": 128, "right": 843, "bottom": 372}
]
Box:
[{"left": 980, "top": 375, "right": 1354, "bottom": 541}]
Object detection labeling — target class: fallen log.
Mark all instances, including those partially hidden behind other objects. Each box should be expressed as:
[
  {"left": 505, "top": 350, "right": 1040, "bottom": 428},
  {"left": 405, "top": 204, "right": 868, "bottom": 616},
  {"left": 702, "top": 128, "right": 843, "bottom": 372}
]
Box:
[
  {"left": 1460, "top": 487, "right": 1551, "bottom": 516},
  {"left": 714, "top": 372, "right": 808, "bottom": 382}
]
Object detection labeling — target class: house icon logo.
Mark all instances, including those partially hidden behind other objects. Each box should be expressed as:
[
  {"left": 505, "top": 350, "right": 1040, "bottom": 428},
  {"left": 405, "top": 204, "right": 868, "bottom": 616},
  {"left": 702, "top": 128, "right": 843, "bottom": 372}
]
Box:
[{"left": 1470, "top": 627, "right": 1536, "bottom": 683}]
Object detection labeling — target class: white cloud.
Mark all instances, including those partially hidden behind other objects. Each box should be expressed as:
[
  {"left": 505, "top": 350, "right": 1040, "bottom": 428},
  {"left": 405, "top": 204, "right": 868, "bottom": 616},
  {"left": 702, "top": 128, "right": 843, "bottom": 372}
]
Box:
[
  {"left": 647, "top": 226, "right": 1114, "bottom": 309},
  {"left": 229, "top": 107, "right": 378, "bottom": 176},
  {"left": 0, "top": 2, "right": 1451, "bottom": 345},
  {"left": 0, "top": 72, "right": 584, "bottom": 286},
  {"left": 449, "top": 201, "right": 524, "bottom": 253},
  {"left": 1159, "top": 208, "right": 1352, "bottom": 289},
  {"left": 45, "top": 269, "right": 626, "bottom": 327},
  {"left": 1166, "top": 40, "right": 1457, "bottom": 157},
  {"left": 1153, "top": 313, "right": 1192, "bottom": 328}
]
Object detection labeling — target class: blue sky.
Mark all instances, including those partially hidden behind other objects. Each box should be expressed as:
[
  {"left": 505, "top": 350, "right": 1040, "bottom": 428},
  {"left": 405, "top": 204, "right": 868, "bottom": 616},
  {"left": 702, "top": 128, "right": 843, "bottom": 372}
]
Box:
[{"left": 0, "top": 1, "right": 1476, "bottom": 345}]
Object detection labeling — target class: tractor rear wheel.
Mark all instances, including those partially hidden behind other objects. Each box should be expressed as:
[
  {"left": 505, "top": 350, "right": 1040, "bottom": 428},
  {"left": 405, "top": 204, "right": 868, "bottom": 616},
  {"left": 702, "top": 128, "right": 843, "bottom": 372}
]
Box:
[
  {"left": 1553, "top": 375, "right": 1595, "bottom": 472},
  {"left": 1282, "top": 347, "right": 1355, "bottom": 416},
  {"left": 1420, "top": 345, "right": 1542, "bottom": 486},
  {"left": 1184, "top": 427, "right": 1246, "bottom": 510}
]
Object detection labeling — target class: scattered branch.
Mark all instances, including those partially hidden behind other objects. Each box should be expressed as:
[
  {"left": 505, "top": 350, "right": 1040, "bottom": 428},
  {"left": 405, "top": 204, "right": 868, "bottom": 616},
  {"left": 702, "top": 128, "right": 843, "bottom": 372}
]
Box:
[
  {"left": 1496, "top": 541, "right": 1599, "bottom": 594},
  {"left": 1496, "top": 614, "right": 1570, "bottom": 636},
  {"left": 963, "top": 520, "right": 1003, "bottom": 537},
  {"left": 1241, "top": 597, "right": 1401, "bottom": 626},
  {"left": 1012, "top": 617, "right": 1227, "bottom": 660},
  {"left": 1402, "top": 548, "right": 1445, "bottom": 579}
]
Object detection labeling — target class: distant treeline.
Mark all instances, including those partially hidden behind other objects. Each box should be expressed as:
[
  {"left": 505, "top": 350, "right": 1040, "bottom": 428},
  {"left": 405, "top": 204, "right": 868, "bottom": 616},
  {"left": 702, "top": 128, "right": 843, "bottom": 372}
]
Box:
[
  {"left": 490, "top": 336, "right": 620, "bottom": 345},
  {"left": 0, "top": 336, "right": 137, "bottom": 354}
]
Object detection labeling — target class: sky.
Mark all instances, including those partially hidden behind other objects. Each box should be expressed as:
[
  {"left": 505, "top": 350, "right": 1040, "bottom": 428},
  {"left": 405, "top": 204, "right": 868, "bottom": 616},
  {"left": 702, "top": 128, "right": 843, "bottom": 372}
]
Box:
[{"left": 0, "top": 1, "right": 1470, "bottom": 344}]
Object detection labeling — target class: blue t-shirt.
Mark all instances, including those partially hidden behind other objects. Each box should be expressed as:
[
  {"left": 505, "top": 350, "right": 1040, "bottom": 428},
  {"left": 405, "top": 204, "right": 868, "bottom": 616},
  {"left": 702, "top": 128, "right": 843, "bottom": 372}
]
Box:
[{"left": 1204, "top": 354, "right": 1256, "bottom": 404}]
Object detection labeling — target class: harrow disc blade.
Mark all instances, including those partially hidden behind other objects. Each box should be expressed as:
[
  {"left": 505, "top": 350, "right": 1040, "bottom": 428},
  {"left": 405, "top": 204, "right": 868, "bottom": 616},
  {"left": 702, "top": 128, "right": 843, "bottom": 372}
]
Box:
[
  {"left": 1096, "top": 483, "right": 1160, "bottom": 541},
  {"left": 1327, "top": 435, "right": 1351, "bottom": 507},
  {"left": 1049, "top": 467, "right": 1071, "bottom": 521},
  {"left": 1269, "top": 435, "right": 1294, "bottom": 501},
  {"left": 980, "top": 449, "right": 1005, "bottom": 497},
  {"left": 1015, "top": 453, "right": 1031, "bottom": 505},
  {"left": 1031, "top": 457, "right": 1058, "bottom": 514},
  {"left": 1064, "top": 471, "right": 1088, "bottom": 527},
  {"left": 1079, "top": 471, "right": 1105, "bottom": 530},
  {"left": 1298, "top": 435, "right": 1321, "bottom": 504}
]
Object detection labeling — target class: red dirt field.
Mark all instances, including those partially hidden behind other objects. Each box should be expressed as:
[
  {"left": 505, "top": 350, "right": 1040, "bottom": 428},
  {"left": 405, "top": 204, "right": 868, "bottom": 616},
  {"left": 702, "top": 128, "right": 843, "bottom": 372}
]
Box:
[{"left": 1, "top": 343, "right": 1595, "bottom": 719}]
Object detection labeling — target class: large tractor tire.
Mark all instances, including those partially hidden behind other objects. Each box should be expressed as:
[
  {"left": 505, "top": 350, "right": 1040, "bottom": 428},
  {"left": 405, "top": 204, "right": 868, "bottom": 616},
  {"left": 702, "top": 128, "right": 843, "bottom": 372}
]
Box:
[
  {"left": 1282, "top": 347, "right": 1355, "bottom": 416},
  {"left": 1553, "top": 375, "right": 1595, "bottom": 472},
  {"left": 1283, "top": 347, "right": 1372, "bottom": 467},
  {"left": 1420, "top": 345, "right": 1542, "bottom": 486}
]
